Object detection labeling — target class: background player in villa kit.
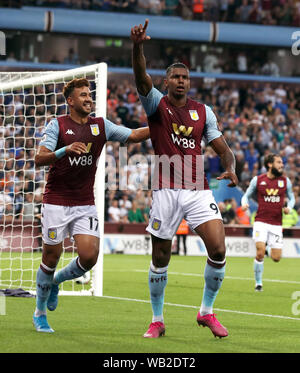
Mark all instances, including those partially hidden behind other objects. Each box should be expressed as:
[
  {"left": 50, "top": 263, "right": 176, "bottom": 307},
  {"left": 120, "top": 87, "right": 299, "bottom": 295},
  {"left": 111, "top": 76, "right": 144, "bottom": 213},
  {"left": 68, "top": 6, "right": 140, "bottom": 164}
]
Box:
[
  {"left": 131, "top": 19, "right": 239, "bottom": 339},
  {"left": 33, "top": 78, "right": 150, "bottom": 333},
  {"left": 241, "top": 153, "right": 295, "bottom": 292}
]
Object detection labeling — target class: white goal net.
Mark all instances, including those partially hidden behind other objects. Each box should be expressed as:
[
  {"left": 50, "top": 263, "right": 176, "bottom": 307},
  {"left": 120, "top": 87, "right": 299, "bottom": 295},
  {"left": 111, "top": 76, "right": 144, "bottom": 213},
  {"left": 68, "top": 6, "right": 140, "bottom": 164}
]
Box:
[{"left": 0, "top": 63, "right": 107, "bottom": 296}]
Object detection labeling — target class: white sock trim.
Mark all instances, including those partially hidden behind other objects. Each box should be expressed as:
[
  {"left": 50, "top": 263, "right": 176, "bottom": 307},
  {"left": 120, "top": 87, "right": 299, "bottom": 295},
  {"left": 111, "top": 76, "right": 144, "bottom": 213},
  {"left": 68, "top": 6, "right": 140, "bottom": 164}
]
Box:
[
  {"left": 200, "top": 305, "right": 213, "bottom": 316},
  {"left": 77, "top": 258, "right": 88, "bottom": 272},
  {"left": 207, "top": 256, "right": 226, "bottom": 266},
  {"left": 150, "top": 261, "right": 168, "bottom": 274},
  {"left": 34, "top": 308, "right": 47, "bottom": 317},
  {"left": 152, "top": 315, "right": 164, "bottom": 323},
  {"left": 40, "top": 262, "right": 56, "bottom": 273},
  {"left": 254, "top": 259, "right": 264, "bottom": 264}
]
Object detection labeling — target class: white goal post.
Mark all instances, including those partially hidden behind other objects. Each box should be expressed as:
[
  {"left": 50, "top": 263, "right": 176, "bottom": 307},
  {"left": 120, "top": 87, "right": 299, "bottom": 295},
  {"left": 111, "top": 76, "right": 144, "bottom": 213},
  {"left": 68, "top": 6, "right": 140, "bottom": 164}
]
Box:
[{"left": 0, "top": 63, "right": 107, "bottom": 296}]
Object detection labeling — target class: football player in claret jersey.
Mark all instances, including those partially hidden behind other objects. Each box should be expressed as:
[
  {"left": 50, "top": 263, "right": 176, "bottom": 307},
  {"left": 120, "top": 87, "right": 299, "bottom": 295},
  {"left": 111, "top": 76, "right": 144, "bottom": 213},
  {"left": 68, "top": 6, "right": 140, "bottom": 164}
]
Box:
[
  {"left": 241, "top": 154, "right": 295, "bottom": 292},
  {"left": 33, "top": 78, "right": 150, "bottom": 333},
  {"left": 131, "top": 20, "right": 238, "bottom": 339}
]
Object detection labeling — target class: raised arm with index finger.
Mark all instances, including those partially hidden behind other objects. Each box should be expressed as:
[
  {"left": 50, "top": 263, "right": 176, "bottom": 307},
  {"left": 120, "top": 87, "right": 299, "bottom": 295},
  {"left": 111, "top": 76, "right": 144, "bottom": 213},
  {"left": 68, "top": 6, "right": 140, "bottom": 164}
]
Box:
[{"left": 131, "top": 19, "right": 153, "bottom": 96}]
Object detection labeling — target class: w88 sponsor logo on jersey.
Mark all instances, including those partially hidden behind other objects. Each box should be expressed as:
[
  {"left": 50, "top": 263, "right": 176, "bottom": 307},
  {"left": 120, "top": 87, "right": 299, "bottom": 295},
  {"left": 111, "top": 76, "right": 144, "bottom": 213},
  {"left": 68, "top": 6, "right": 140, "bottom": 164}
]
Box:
[
  {"left": 171, "top": 123, "right": 196, "bottom": 149},
  {"left": 171, "top": 133, "right": 195, "bottom": 149},
  {"left": 264, "top": 195, "right": 280, "bottom": 203},
  {"left": 68, "top": 154, "right": 93, "bottom": 166}
]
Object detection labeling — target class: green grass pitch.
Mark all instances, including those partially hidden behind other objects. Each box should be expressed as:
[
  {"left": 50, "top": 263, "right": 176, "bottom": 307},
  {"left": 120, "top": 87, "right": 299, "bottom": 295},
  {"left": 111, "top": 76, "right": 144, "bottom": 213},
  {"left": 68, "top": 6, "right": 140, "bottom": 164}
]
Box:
[{"left": 1, "top": 253, "right": 300, "bottom": 353}]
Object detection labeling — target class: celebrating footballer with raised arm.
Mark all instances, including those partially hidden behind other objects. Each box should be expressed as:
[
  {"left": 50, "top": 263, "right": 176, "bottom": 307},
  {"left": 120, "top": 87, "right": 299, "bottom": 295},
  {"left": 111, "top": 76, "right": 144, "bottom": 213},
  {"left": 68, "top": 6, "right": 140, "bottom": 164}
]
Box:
[
  {"left": 131, "top": 19, "right": 238, "bottom": 339},
  {"left": 241, "top": 153, "right": 295, "bottom": 292},
  {"left": 33, "top": 78, "right": 150, "bottom": 333}
]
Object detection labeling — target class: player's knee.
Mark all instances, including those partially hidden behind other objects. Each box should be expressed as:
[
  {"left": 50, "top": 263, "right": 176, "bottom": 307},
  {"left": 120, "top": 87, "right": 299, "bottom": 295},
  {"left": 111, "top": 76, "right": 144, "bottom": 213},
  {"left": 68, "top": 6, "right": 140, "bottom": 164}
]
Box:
[
  {"left": 42, "top": 250, "right": 61, "bottom": 269},
  {"left": 256, "top": 252, "right": 265, "bottom": 261},
  {"left": 152, "top": 250, "right": 170, "bottom": 268},
  {"left": 271, "top": 256, "right": 281, "bottom": 263},
  {"left": 80, "top": 250, "right": 99, "bottom": 270},
  {"left": 209, "top": 244, "right": 226, "bottom": 262}
]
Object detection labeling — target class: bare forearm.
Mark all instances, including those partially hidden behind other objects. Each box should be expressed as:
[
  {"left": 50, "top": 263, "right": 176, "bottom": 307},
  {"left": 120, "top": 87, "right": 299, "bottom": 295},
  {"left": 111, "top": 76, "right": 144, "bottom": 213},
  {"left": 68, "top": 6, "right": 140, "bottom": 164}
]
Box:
[
  {"left": 219, "top": 148, "right": 236, "bottom": 173},
  {"left": 128, "top": 127, "right": 150, "bottom": 143},
  {"left": 35, "top": 152, "right": 57, "bottom": 167},
  {"left": 132, "top": 43, "right": 147, "bottom": 79},
  {"left": 132, "top": 44, "right": 152, "bottom": 96},
  {"left": 35, "top": 142, "right": 86, "bottom": 167}
]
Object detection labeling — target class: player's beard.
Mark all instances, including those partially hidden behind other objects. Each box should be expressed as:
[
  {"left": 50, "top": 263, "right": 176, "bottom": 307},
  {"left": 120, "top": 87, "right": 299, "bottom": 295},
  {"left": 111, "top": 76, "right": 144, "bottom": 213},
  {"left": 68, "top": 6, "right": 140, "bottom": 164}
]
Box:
[
  {"left": 76, "top": 104, "right": 92, "bottom": 117},
  {"left": 171, "top": 90, "right": 186, "bottom": 100},
  {"left": 271, "top": 166, "right": 283, "bottom": 177}
]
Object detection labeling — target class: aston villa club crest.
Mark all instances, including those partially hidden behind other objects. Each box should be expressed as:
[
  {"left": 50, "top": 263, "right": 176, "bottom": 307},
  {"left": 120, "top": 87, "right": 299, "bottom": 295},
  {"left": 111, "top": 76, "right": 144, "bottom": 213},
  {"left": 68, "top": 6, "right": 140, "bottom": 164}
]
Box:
[
  {"left": 278, "top": 180, "right": 284, "bottom": 188},
  {"left": 189, "top": 110, "right": 199, "bottom": 121},
  {"left": 90, "top": 124, "right": 100, "bottom": 136},
  {"left": 48, "top": 228, "right": 57, "bottom": 240},
  {"left": 152, "top": 218, "right": 161, "bottom": 231}
]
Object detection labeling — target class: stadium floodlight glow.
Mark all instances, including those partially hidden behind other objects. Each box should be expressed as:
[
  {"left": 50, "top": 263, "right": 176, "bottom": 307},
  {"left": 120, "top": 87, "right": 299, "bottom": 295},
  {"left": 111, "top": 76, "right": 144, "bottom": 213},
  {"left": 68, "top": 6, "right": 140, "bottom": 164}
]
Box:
[{"left": 0, "top": 63, "right": 107, "bottom": 297}]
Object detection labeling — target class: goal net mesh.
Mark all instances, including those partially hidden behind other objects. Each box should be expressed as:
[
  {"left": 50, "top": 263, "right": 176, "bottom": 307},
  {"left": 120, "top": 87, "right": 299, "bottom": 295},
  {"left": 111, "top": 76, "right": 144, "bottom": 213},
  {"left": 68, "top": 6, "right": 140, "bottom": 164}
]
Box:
[{"left": 0, "top": 64, "right": 106, "bottom": 295}]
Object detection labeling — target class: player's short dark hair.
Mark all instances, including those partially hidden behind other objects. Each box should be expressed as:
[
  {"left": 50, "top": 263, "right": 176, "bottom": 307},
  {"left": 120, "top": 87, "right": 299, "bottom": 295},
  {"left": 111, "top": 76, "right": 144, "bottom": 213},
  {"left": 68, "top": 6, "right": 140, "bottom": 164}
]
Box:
[
  {"left": 63, "top": 78, "right": 90, "bottom": 100},
  {"left": 264, "top": 153, "right": 279, "bottom": 170},
  {"left": 166, "top": 63, "right": 189, "bottom": 77}
]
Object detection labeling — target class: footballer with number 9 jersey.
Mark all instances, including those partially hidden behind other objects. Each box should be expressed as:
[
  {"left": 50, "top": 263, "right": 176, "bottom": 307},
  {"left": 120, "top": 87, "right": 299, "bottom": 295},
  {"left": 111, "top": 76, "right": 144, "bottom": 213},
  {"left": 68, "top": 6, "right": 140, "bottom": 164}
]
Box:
[
  {"left": 131, "top": 20, "right": 239, "bottom": 339},
  {"left": 33, "top": 78, "right": 150, "bottom": 333},
  {"left": 241, "top": 154, "right": 295, "bottom": 292}
]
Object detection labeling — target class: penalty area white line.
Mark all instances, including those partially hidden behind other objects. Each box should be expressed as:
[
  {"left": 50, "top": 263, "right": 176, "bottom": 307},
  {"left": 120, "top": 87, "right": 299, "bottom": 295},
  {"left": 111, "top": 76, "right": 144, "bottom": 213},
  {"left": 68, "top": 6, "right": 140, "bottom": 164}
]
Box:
[
  {"left": 102, "top": 295, "right": 300, "bottom": 322},
  {"left": 132, "top": 269, "right": 300, "bottom": 285}
]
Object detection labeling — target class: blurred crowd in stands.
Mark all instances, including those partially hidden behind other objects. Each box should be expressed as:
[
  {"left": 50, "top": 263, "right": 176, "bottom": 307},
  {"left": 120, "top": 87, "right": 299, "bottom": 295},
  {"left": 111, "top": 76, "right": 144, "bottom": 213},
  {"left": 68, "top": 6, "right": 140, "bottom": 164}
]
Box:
[
  {"left": 0, "top": 77, "right": 299, "bottom": 227},
  {"left": 53, "top": 46, "right": 283, "bottom": 77},
  {"left": 1, "top": 0, "right": 300, "bottom": 26}
]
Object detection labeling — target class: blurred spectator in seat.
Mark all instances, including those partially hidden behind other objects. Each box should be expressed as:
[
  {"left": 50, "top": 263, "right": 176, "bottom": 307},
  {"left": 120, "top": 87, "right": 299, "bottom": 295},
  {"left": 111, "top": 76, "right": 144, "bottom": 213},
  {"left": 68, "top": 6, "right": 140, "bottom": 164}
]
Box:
[
  {"left": 0, "top": 191, "right": 13, "bottom": 222},
  {"left": 282, "top": 198, "right": 299, "bottom": 228},
  {"left": 119, "top": 203, "right": 129, "bottom": 223},
  {"left": 244, "top": 143, "right": 260, "bottom": 173},
  {"left": 235, "top": 152, "right": 245, "bottom": 182},
  {"left": 108, "top": 199, "right": 121, "bottom": 222},
  {"left": 135, "top": 189, "right": 146, "bottom": 210},
  {"left": 6, "top": 51, "right": 17, "bottom": 63},
  {"left": 235, "top": 205, "right": 250, "bottom": 225},
  {"left": 236, "top": 51, "right": 248, "bottom": 73},
  {"left": 143, "top": 199, "right": 151, "bottom": 224},
  {"left": 128, "top": 200, "right": 145, "bottom": 223},
  {"left": 119, "top": 192, "right": 132, "bottom": 210},
  {"left": 19, "top": 192, "right": 35, "bottom": 222},
  {"left": 116, "top": 99, "right": 130, "bottom": 125},
  {"left": 261, "top": 60, "right": 280, "bottom": 77},
  {"left": 164, "top": 0, "right": 180, "bottom": 16},
  {"left": 238, "top": 0, "right": 252, "bottom": 22},
  {"left": 279, "top": 0, "right": 293, "bottom": 26},
  {"left": 192, "top": 0, "right": 204, "bottom": 20},
  {"left": 111, "top": 0, "right": 130, "bottom": 12},
  {"left": 136, "top": 0, "right": 151, "bottom": 13},
  {"left": 218, "top": 200, "right": 236, "bottom": 225},
  {"left": 33, "top": 192, "right": 43, "bottom": 252},
  {"left": 178, "top": 0, "right": 193, "bottom": 20},
  {"left": 205, "top": 147, "right": 222, "bottom": 178},
  {"left": 174, "top": 219, "right": 189, "bottom": 255},
  {"left": 223, "top": 0, "right": 239, "bottom": 22},
  {"left": 63, "top": 48, "right": 80, "bottom": 65},
  {"left": 248, "top": 0, "right": 262, "bottom": 23},
  {"left": 148, "top": 0, "right": 164, "bottom": 15},
  {"left": 240, "top": 162, "right": 251, "bottom": 187}
]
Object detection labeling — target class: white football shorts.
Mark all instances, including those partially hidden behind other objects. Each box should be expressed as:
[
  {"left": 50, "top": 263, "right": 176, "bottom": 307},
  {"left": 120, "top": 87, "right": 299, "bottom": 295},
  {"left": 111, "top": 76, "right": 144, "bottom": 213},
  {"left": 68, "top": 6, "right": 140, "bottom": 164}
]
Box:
[
  {"left": 146, "top": 189, "right": 222, "bottom": 240},
  {"left": 252, "top": 221, "right": 283, "bottom": 250},
  {"left": 41, "top": 203, "right": 100, "bottom": 245}
]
